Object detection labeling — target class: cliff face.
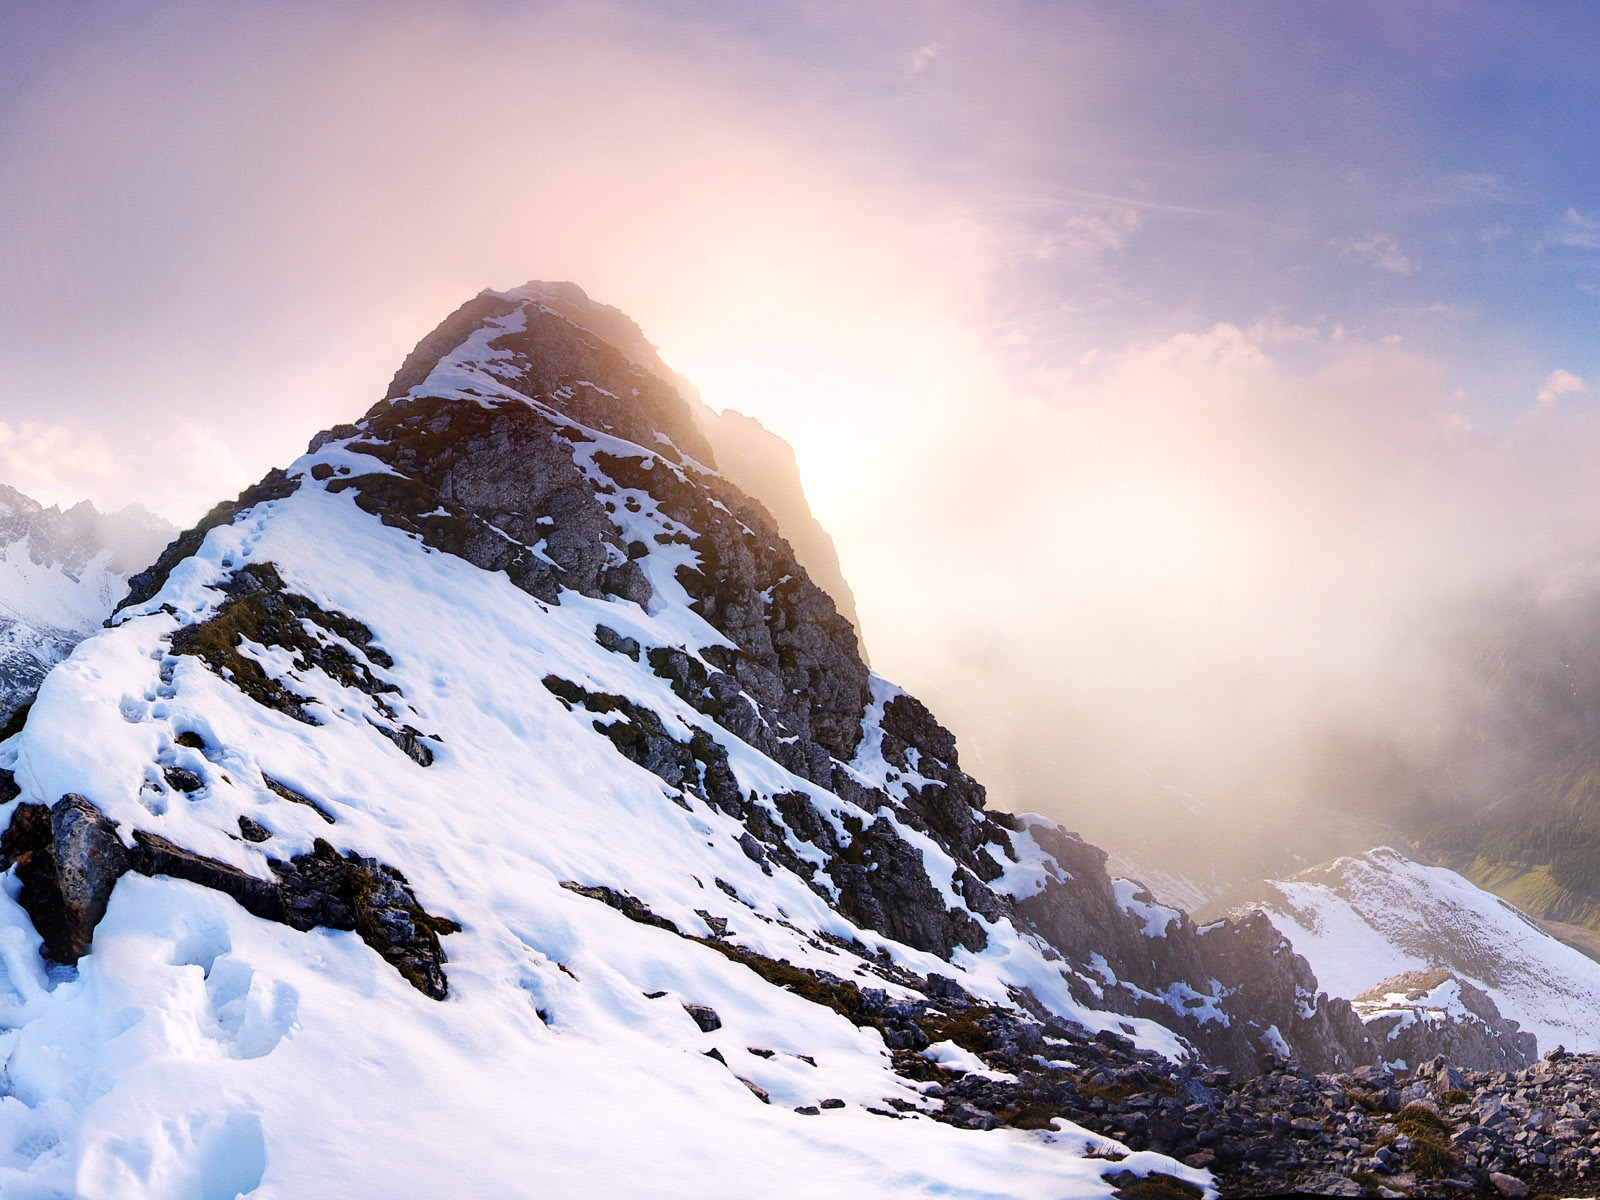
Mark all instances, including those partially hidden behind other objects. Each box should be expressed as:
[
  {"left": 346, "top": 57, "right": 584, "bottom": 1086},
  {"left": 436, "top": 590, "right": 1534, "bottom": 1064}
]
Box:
[
  {"left": 688, "top": 405, "right": 867, "bottom": 657},
  {"left": 0, "top": 282, "right": 1534, "bottom": 1199}
]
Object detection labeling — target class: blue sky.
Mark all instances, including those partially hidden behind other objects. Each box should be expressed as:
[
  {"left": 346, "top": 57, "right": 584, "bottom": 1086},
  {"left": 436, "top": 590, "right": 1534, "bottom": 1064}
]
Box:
[{"left": 893, "top": 1, "right": 1600, "bottom": 408}]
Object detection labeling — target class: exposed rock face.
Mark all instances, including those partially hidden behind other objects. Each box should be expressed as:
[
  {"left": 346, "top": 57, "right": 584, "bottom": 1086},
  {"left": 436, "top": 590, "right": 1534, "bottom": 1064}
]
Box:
[
  {"left": 344, "top": 293, "right": 870, "bottom": 773},
  {"left": 1353, "top": 969, "right": 1537, "bottom": 1073},
  {"left": 829, "top": 815, "right": 988, "bottom": 956},
  {"left": 1011, "top": 821, "right": 1385, "bottom": 1078},
  {"left": 0, "top": 795, "right": 128, "bottom": 963},
  {"left": 1195, "top": 910, "right": 1383, "bottom": 1075},
  {"left": 689, "top": 406, "right": 867, "bottom": 656},
  {"left": 449, "top": 283, "right": 867, "bottom": 649},
  {"left": 0, "top": 796, "right": 457, "bottom": 997},
  {"left": 1240, "top": 845, "right": 1600, "bottom": 1056}
]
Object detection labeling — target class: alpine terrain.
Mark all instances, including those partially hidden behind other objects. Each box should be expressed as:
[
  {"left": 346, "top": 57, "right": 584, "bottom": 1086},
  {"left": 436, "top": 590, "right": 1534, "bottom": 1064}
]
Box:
[
  {"left": 0, "top": 488, "right": 172, "bottom": 723},
  {"left": 0, "top": 282, "right": 1587, "bottom": 1199}
]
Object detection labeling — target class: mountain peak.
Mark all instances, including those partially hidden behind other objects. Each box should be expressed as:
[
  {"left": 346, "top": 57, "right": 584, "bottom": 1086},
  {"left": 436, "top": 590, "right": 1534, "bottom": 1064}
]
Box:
[
  {"left": 0, "top": 283, "right": 1549, "bottom": 1197},
  {"left": 381, "top": 284, "right": 718, "bottom": 472},
  {"left": 496, "top": 280, "right": 692, "bottom": 392}
]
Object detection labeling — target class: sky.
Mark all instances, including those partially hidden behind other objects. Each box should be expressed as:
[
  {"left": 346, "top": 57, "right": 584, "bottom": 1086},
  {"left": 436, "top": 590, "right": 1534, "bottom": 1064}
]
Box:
[{"left": 8, "top": 0, "right": 1600, "bottom": 830}]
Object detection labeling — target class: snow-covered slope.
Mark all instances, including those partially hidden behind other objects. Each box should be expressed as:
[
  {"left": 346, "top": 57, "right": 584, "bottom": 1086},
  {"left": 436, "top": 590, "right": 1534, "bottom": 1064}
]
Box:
[
  {"left": 0, "top": 285, "right": 1235, "bottom": 1199},
  {"left": 0, "top": 284, "right": 1539, "bottom": 1197},
  {"left": 0, "top": 495, "right": 1161, "bottom": 1198},
  {"left": 1245, "top": 846, "right": 1600, "bottom": 1055},
  {"left": 0, "top": 485, "right": 173, "bottom": 721}
]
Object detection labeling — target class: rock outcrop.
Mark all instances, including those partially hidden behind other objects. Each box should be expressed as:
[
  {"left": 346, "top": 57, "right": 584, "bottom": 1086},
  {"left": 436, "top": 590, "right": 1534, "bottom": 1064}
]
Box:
[
  {"left": 0, "top": 790, "right": 458, "bottom": 997},
  {"left": 1007, "top": 820, "right": 1499, "bottom": 1079},
  {"left": 1352, "top": 969, "right": 1537, "bottom": 1074}
]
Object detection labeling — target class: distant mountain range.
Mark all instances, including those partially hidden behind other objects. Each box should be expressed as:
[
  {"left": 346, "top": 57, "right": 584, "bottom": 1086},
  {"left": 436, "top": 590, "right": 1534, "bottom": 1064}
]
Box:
[
  {"left": 0, "top": 486, "right": 173, "bottom": 722},
  {"left": 1222, "top": 846, "right": 1600, "bottom": 1056}
]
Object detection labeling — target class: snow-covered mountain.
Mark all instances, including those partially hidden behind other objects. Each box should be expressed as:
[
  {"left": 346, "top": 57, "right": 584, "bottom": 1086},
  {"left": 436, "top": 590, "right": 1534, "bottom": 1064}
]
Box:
[
  {"left": 1238, "top": 846, "right": 1600, "bottom": 1056},
  {"left": 0, "top": 486, "right": 173, "bottom": 722},
  {"left": 0, "top": 283, "right": 1532, "bottom": 1198}
]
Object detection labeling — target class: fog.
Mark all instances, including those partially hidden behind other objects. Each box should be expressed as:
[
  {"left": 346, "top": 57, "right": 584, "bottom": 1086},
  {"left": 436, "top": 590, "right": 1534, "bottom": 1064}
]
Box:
[{"left": 853, "top": 323, "right": 1600, "bottom": 873}]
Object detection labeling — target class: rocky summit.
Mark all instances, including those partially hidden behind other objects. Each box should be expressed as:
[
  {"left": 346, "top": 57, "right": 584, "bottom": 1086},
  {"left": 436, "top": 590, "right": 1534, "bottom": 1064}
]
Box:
[{"left": 0, "top": 282, "right": 1575, "bottom": 1199}]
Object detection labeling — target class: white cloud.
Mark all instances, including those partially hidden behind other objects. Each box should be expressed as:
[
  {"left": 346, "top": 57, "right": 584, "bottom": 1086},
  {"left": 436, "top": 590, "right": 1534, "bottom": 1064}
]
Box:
[
  {"left": 0, "top": 419, "right": 249, "bottom": 522},
  {"left": 1342, "top": 233, "right": 1413, "bottom": 275},
  {"left": 1035, "top": 208, "right": 1143, "bottom": 259},
  {"left": 912, "top": 42, "right": 940, "bottom": 71},
  {"left": 1554, "top": 208, "right": 1600, "bottom": 249},
  {"left": 1536, "top": 368, "right": 1585, "bottom": 407}
]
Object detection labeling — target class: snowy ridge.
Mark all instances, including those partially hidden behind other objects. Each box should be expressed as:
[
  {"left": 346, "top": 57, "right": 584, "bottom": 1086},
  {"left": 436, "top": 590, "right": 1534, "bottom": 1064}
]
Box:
[
  {"left": 0, "top": 488, "right": 1180, "bottom": 1197},
  {"left": 0, "top": 289, "right": 1224, "bottom": 1198},
  {"left": 1247, "top": 846, "right": 1600, "bottom": 1054},
  {"left": 1352, "top": 977, "right": 1474, "bottom": 1040}
]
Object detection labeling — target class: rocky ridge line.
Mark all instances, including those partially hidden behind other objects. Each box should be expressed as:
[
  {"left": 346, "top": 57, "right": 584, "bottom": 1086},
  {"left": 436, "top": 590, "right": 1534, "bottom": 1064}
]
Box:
[{"left": 0, "top": 281, "right": 1556, "bottom": 1199}]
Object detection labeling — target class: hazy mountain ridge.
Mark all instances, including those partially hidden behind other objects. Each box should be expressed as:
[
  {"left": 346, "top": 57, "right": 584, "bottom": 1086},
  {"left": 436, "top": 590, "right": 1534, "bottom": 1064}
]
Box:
[
  {"left": 1241, "top": 576, "right": 1600, "bottom": 937},
  {"left": 0, "top": 485, "right": 173, "bottom": 721},
  {"left": 0, "top": 283, "right": 1563, "bottom": 1198},
  {"left": 1236, "top": 846, "right": 1600, "bottom": 1058}
]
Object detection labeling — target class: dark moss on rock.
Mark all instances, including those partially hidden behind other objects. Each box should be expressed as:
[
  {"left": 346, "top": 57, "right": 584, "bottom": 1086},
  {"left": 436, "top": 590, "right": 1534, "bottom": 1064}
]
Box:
[
  {"left": 1, "top": 793, "right": 455, "bottom": 997},
  {"left": 118, "top": 470, "right": 299, "bottom": 614},
  {"left": 169, "top": 564, "right": 427, "bottom": 762}
]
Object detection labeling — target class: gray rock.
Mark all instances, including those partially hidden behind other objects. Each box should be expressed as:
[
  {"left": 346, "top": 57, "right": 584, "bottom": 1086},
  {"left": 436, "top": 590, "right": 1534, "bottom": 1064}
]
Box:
[
  {"left": 161, "top": 766, "right": 205, "bottom": 794},
  {"left": 684, "top": 1004, "right": 722, "bottom": 1033},
  {"left": 1302, "top": 1176, "right": 1362, "bottom": 1197},
  {"left": 48, "top": 794, "right": 132, "bottom": 962},
  {"left": 1357, "top": 975, "right": 1536, "bottom": 1074},
  {"left": 947, "top": 1103, "right": 995, "bottom": 1130}
]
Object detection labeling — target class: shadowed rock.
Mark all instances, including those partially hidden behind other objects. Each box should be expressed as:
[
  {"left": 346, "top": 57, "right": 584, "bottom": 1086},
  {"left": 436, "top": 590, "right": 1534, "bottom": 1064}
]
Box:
[{"left": 0, "top": 796, "right": 457, "bottom": 997}]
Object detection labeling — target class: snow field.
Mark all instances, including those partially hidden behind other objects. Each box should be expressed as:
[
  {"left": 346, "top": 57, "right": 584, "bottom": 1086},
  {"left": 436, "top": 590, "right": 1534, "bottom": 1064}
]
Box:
[{"left": 0, "top": 453, "right": 1210, "bottom": 1197}]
